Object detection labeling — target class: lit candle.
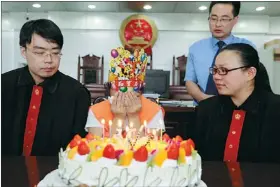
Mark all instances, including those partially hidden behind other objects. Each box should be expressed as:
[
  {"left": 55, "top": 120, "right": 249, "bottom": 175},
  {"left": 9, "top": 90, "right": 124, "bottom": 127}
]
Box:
[
  {"left": 129, "top": 122, "right": 136, "bottom": 139},
  {"left": 125, "top": 126, "right": 130, "bottom": 150},
  {"left": 101, "top": 119, "right": 106, "bottom": 140},
  {"left": 126, "top": 125, "right": 129, "bottom": 134},
  {"left": 159, "top": 119, "right": 164, "bottom": 142},
  {"left": 143, "top": 120, "right": 147, "bottom": 136},
  {"left": 117, "top": 120, "right": 122, "bottom": 137},
  {"left": 147, "top": 128, "right": 150, "bottom": 134},
  {"left": 118, "top": 120, "right": 122, "bottom": 127},
  {"left": 145, "top": 133, "right": 152, "bottom": 147},
  {"left": 155, "top": 129, "right": 159, "bottom": 149},
  {"left": 109, "top": 120, "right": 113, "bottom": 138},
  {"left": 139, "top": 125, "right": 144, "bottom": 134},
  {"left": 152, "top": 129, "right": 157, "bottom": 141},
  {"left": 132, "top": 125, "right": 144, "bottom": 148}
]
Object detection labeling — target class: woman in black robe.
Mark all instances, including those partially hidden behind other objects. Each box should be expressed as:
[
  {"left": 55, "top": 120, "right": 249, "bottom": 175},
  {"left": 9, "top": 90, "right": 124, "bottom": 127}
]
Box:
[{"left": 194, "top": 43, "right": 280, "bottom": 163}]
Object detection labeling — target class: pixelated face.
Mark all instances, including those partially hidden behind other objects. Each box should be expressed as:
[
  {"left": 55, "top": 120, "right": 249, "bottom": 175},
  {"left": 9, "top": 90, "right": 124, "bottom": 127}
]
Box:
[
  {"left": 124, "top": 65, "right": 132, "bottom": 75},
  {"left": 123, "top": 50, "right": 131, "bottom": 58},
  {"left": 109, "top": 47, "right": 147, "bottom": 95}
]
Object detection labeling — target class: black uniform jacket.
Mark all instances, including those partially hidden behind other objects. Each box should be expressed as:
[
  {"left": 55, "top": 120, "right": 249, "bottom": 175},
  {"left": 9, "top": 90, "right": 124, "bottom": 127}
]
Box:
[
  {"left": 2, "top": 66, "right": 91, "bottom": 156},
  {"left": 194, "top": 89, "right": 280, "bottom": 163}
]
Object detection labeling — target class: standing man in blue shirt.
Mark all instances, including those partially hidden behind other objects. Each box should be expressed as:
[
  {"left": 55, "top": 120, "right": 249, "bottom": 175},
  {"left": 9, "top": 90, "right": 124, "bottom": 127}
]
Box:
[{"left": 185, "top": 1, "right": 255, "bottom": 104}]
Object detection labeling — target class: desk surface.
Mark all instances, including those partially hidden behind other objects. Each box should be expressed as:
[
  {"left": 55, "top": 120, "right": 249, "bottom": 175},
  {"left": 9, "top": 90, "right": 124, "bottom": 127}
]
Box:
[{"left": 2, "top": 156, "right": 279, "bottom": 187}]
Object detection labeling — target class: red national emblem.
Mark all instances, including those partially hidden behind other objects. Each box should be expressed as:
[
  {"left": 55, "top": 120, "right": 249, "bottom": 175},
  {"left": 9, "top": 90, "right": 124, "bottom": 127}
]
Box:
[{"left": 120, "top": 14, "right": 158, "bottom": 55}]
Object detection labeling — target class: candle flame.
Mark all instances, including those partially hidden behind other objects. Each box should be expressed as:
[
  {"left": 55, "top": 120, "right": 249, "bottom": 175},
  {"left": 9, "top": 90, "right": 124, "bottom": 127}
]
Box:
[
  {"left": 118, "top": 120, "right": 122, "bottom": 128},
  {"left": 129, "top": 122, "right": 133, "bottom": 128},
  {"left": 101, "top": 119, "right": 105, "bottom": 125},
  {"left": 109, "top": 120, "right": 112, "bottom": 126},
  {"left": 143, "top": 120, "right": 147, "bottom": 127}
]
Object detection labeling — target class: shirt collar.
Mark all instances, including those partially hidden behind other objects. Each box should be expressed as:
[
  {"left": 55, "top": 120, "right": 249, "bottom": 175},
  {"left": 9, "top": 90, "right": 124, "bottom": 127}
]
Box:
[
  {"left": 221, "top": 88, "right": 261, "bottom": 114},
  {"left": 211, "top": 34, "right": 234, "bottom": 48},
  {"left": 17, "top": 66, "right": 60, "bottom": 94}
]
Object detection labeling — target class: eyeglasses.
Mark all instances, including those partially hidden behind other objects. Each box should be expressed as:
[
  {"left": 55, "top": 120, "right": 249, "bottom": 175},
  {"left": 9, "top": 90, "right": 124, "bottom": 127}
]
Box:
[
  {"left": 208, "top": 17, "right": 233, "bottom": 25},
  {"left": 26, "top": 47, "right": 62, "bottom": 60},
  {"left": 209, "top": 66, "right": 250, "bottom": 75}
]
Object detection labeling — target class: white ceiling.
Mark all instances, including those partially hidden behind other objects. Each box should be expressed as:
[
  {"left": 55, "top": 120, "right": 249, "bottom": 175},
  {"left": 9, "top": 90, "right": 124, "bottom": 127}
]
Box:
[{"left": 2, "top": 1, "right": 280, "bottom": 16}]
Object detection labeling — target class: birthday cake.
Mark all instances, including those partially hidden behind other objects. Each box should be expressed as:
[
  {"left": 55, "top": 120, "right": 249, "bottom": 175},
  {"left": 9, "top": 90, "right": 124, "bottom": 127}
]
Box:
[{"left": 57, "top": 133, "right": 202, "bottom": 187}]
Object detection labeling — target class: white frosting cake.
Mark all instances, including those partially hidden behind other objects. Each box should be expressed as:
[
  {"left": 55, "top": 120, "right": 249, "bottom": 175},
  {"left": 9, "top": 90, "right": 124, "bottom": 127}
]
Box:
[{"left": 57, "top": 134, "right": 202, "bottom": 187}]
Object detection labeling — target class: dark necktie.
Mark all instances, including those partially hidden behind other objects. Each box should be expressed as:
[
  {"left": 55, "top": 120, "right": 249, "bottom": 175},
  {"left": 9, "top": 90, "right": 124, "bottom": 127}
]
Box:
[{"left": 205, "top": 41, "right": 225, "bottom": 95}]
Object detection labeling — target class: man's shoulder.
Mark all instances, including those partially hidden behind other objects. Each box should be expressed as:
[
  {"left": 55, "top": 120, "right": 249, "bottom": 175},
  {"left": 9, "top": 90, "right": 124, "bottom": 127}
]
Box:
[
  {"left": 2, "top": 67, "right": 23, "bottom": 77},
  {"left": 263, "top": 91, "right": 280, "bottom": 106},
  {"left": 58, "top": 72, "right": 84, "bottom": 87},
  {"left": 232, "top": 35, "right": 255, "bottom": 47},
  {"left": 2, "top": 67, "right": 24, "bottom": 84},
  {"left": 189, "top": 37, "right": 212, "bottom": 51},
  {"left": 58, "top": 72, "right": 90, "bottom": 94}
]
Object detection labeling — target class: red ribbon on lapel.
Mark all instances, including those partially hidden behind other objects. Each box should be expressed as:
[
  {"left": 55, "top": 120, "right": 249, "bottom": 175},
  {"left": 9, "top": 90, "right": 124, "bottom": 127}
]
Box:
[{"left": 23, "top": 86, "right": 43, "bottom": 156}]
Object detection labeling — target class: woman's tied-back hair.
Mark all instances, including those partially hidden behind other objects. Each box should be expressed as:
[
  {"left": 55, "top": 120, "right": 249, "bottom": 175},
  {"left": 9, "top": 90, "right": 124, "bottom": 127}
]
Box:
[{"left": 219, "top": 43, "right": 272, "bottom": 92}]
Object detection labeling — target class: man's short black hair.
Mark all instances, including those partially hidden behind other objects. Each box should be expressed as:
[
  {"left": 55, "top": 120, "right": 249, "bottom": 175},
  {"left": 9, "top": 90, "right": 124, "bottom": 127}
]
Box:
[
  {"left": 209, "top": 1, "right": 241, "bottom": 17},
  {"left": 19, "top": 19, "right": 63, "bottom": 49}
]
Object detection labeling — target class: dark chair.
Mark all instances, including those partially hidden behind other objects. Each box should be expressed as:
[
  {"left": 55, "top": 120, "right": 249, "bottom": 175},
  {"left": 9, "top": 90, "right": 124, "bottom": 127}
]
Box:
[
  {"left": 85, "top": 84, "right": 106, "bottom": 104},
  {"left": 104, "top": 82, "right": 111, "bottom": 97},
  {"left": 77, "top": 54, "right": 104, "bottom": 84},
  {"left": 172, "top": 55, "right": 187, "bottom": 86}
]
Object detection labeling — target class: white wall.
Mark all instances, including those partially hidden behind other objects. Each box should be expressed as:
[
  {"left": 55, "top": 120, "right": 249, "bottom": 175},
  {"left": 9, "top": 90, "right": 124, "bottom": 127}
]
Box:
[
  {"left": 2, "top": 12, "right": 280, "bottom": 87},
  {"left": 258, "top": 48, "right": 276, "bottom": 93},
  {"left": 1, "top": 31, "right": 15, "bottom": 72}
]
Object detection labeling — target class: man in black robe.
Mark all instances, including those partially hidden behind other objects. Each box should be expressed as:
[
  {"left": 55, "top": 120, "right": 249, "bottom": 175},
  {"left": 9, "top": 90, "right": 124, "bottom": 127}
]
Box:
[{"left": 2, "top": 19, "right": 91, "bottom": 156}]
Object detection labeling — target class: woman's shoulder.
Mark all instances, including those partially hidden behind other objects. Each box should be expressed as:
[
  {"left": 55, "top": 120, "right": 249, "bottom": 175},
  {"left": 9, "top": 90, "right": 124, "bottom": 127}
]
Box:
[
  {"left": 198, "top": 96, "right": 221, "bottom": 109},
  {"left": 264, "top": 92, "right": 280, "bottom": 110},
  {"left": 196, "top": 96, "right": 224, "bottom": 117},
  {"left": 259, "top": 90, "right": 280, "bottom": 105}
]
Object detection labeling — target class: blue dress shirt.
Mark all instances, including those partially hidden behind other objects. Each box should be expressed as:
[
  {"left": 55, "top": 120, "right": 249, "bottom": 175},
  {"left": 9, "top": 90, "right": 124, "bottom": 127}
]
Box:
[{"left": 184, "top": 34, "right": 255, "bottom": 105}]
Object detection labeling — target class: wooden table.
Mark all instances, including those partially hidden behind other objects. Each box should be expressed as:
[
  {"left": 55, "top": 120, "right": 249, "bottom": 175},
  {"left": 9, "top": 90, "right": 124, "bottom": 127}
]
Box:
[{"left": 2, "top": 156, "right": 279, "bottom": 187}]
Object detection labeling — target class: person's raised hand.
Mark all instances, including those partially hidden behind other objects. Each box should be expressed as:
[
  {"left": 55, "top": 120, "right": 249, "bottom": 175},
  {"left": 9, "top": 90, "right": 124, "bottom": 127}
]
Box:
[
  {"left": 111, "top": 92, "right": 127, "bottom": 118},
  {"left": 124, "top": 91, "right": 142, "bottom": 115}
]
